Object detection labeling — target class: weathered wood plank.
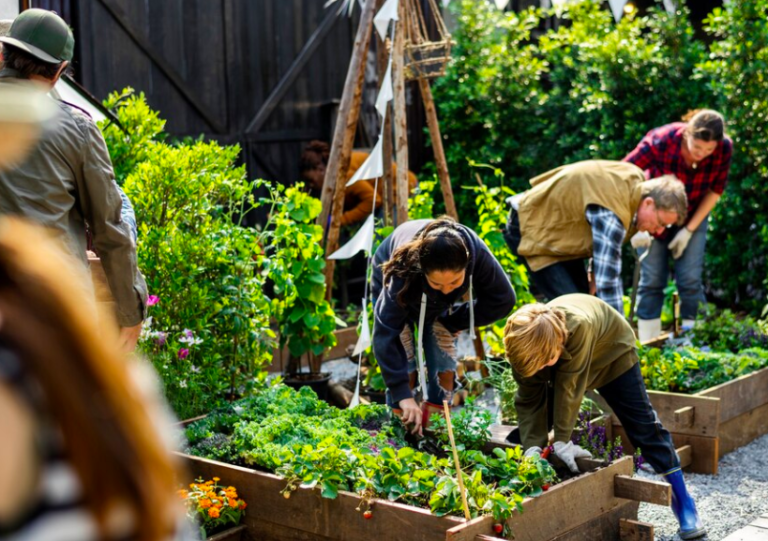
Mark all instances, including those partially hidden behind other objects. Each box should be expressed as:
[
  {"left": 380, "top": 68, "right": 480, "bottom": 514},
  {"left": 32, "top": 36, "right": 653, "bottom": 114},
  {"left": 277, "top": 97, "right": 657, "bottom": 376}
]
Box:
[
  {"left": 718, "top": 400, "right": 768, "bottom": 457},
  {"left": 674, "top": 406, "right": 695, "bottom": 428},
  {"left": 645, "top": 390, "right": 720, "bottom": 437},
  {"left": 612, "top": 424, "right": 719, "bottom": 474},
  {"left": 697, "top": 366, "right": 768, "bottom": 423},
  {"left": 678, "top": 445, "right": 692, "bottom": 469},
  {"left": 614, "top": 475, "right": 671, "bottom": 506},
  {"left": 182, "top": 454, "right": 465, "bottom": 541},
  {"left": 619, "top": 518, "right": 655, "bottom": 541},
  {"left": 550, "top": 502, "right": 640, "bottom": 541}
]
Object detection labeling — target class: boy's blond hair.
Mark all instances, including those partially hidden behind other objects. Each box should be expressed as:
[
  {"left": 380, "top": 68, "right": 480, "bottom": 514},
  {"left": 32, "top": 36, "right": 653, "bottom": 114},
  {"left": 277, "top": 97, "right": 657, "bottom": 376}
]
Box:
[{"left": 503, "top": 303, "right": 568, "bottom": 378}]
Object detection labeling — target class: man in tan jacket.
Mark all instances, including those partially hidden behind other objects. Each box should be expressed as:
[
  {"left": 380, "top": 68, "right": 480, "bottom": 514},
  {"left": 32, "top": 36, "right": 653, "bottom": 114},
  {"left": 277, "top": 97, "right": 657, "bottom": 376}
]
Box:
[
  {"left": 503, "top": 160, "right": 686, "bottom": 315},
  {"left": 0, "top": 10, "right": 146, "bottom": 351}
]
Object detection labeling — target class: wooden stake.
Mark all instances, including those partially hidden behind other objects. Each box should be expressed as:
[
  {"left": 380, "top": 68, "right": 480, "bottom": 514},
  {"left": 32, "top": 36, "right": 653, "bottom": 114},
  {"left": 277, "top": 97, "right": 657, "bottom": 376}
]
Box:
[
  {"left": 392, "top": 2, "right": 409, "bottom": 226},
  {"left": 375, "top": 0, "right": 394, "bottom": 227},
  {"left": 443, "top": 400, "right": 471, "bottom": 521},
  {"left": 320, "top": 0, "right": 377, "bottom": 297}
]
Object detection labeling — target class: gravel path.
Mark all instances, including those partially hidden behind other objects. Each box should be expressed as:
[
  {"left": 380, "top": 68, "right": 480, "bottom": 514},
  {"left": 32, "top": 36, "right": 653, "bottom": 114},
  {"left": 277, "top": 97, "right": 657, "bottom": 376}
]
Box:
[{"left": 638, "top": 432, "right": 768, "bottom": 540}]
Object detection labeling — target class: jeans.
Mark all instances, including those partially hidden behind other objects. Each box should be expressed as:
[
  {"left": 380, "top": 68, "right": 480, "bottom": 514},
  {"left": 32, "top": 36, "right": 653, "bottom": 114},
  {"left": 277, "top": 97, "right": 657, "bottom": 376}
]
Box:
[
  {"left": 503, "top": 208, "right": 589, "bottom": 300},
  {"left": 597, "top": 363, "right": 680, "bottom": 473},
  {"left": 385, "top": 320, "right": 458, "bottom": 407},
  {"left": 636, "top": 217, "right": 708, "bottom": 321}
]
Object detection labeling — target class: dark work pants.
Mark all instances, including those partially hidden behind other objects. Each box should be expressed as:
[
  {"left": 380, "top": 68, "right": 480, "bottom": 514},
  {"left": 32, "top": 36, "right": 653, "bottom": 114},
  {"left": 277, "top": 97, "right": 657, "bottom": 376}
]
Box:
[
  {"left": 597, "top": 363, "right": 680, "bottom": 473},
  {"left": 507, "top": 363, "right": 679, "bottom": 474},
  {"left": 502, "top": 208, "right": 589, "bottom": 301}
]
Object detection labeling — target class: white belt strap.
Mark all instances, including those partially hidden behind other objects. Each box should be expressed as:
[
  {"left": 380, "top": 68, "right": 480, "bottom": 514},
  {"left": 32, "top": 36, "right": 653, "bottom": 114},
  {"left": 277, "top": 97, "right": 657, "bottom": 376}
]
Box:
[
  {"left": 416, "top": 292, "right": 428, "bottom": 399},
  {"left": 468, "top": 274, "right": 476, "bottom": 339}
]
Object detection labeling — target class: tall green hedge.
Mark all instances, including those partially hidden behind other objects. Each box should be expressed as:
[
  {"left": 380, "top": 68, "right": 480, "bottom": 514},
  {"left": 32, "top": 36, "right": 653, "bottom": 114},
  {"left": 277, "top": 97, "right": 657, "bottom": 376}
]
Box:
[{"left": 434, "top": 0, "right": 768, "bottom": 312}]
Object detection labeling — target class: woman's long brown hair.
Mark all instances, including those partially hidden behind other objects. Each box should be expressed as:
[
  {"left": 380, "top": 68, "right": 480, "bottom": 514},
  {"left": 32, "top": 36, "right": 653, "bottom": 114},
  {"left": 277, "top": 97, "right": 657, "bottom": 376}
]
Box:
[{"left": 0, "top": 218, "right": 181, "bottom": 541}]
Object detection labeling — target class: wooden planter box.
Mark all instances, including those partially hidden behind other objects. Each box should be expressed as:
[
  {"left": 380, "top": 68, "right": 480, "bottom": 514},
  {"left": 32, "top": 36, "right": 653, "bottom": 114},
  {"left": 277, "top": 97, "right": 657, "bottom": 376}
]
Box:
[
  {"left": 179, "top": 419, "right": 668, "bottom": 541},
  {"left": 207, "top": 525, "right": 247, "bottom": 541},
  {"left": 609, "top": 334, "right": 768, "bottom": 475}
]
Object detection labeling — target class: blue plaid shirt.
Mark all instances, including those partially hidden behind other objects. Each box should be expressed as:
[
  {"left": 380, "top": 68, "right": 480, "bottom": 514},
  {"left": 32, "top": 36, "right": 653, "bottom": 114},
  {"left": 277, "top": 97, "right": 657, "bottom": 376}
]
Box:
[{"left": 585, "top": 205, "right": 625, "bottom": 315}]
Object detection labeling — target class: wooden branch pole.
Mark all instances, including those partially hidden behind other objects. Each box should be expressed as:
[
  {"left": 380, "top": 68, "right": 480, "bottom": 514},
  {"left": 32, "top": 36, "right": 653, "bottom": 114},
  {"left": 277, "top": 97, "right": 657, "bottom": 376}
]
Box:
[
  {"left": 419, "top": 79, "right": 457, "bottom": 220},
  {"left": 375, "top": 2, "right": 394, "bottom": 226},
  {"left": 443, "top": 400, "right": 471, "bottom": 521},
  {"left": 392, "top": 2, "right": 409, "bottom": 226},
  {"left": 320, "top": 0, "right": 377, "bottom": 297}
]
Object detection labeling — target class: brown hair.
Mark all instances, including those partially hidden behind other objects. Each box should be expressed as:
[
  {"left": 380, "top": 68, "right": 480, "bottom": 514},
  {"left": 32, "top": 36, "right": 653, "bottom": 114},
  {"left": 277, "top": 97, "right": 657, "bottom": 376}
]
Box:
[
  {"left": 0, "top": 218, "right": 181, "bottom": 541},
  {"left": 641, "top": 174, "right": 688, "bottom": 226},
  {"left": 681, "top": 109, "right": 725, "bottom": 142},
  {"left": 1, "top": 44, "right": 65, "bottom": 80},
  {"left": 381, "top": 217, "right": 469, "bottom": 306},
  {"left": 503, "top": 304, "right": 568, "bottom": 378},
  {"left": 300, "top": 140, "right": 330, "bottom": 173}
]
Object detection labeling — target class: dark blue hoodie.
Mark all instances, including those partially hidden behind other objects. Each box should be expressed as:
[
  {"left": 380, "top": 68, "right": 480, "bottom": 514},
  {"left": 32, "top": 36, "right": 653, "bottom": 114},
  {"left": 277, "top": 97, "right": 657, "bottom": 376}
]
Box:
[{"left": 372, "top": 219, "right": 516, "bottom": 403}]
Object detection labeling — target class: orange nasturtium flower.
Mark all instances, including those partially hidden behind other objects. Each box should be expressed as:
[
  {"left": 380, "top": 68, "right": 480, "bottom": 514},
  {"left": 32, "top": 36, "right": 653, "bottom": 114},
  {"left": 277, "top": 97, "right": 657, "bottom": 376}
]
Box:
[
  {"left": 199, "top": 499, "right": 212, "bottom": 509},
  {"left": 228, "top": 498, "right": 238, "bottom": 508},
  {"left": 208, "top": 507, "right": 220, "bottom": 518}
]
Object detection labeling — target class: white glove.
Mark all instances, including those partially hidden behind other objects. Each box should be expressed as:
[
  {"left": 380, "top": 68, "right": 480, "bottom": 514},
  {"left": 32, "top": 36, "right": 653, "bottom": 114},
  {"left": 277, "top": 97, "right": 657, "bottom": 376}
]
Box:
[
  {"left": 630, "top": 231, "right": 652, "bottom": 250},
  {"left": 668, "top": 227, "right": 693, "bottom": 259},
  {"left": 553, "top": 441, "right": 592, "bottom": 473},
  {"left": 523, "top": 446, "right": 542, "bottom": 459}
]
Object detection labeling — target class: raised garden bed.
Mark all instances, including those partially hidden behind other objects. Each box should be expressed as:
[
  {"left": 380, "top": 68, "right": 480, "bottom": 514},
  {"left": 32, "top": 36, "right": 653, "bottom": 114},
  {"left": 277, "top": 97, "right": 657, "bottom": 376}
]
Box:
[
  {"left": 179, "top": 387, "right": 669, "bottom": 541},
  {"left": 609, "top": 334, "right": 768, "bottom": 475}
]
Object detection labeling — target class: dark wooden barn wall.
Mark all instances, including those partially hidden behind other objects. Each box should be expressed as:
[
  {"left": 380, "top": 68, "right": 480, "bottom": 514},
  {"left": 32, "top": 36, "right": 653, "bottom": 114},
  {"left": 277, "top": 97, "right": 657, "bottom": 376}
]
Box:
[{"left": 29, "top": 0, "right": 432, "bottom": 193}]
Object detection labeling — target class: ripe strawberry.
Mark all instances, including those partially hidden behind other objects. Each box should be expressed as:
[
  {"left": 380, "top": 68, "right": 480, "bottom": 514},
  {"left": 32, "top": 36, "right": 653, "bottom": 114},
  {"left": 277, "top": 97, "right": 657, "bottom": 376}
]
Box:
[
  {"left": 363, "top": 510, "right": 373, "bottom": 520},
  {"left": 542, "top": 483, "right": 550, "bottom": 491},
  {"left": 493, "top": 523, "right": 504, "bottom": 534}
]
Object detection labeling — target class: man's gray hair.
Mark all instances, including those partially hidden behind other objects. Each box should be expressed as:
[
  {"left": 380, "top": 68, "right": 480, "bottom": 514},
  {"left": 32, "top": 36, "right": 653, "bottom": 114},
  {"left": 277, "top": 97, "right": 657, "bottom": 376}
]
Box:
[{"left": 641, "top": 175, "right": 688, "bottom": 226}]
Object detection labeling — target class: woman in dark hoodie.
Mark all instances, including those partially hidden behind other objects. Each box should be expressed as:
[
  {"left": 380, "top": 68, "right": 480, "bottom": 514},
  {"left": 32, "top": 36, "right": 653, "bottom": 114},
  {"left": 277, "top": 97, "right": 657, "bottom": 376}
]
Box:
[{"left": 372, "top": 217, "right": 516, "bottom": 434}]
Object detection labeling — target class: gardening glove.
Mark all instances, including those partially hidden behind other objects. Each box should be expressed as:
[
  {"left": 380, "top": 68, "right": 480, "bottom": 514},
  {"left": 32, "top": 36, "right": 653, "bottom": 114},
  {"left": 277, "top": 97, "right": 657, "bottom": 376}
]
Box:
[
  {"left": 553, "top": 441, "right": 592, "bottom": 474},
  {"left": 668, "top": 227, "right": 693, "bottom": 260},
  {"left": 630, "top": 231, "right": 653, "bottom": 250},
  {"left": 523, "top": 446, "right": 542, "bottom": 459}
]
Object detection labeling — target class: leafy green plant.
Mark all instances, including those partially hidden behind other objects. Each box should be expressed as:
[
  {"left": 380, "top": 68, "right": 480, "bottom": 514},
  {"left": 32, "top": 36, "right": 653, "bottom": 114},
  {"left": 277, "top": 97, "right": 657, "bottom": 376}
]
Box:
[
  {"left": 101, "top": 90, "right": 274, "bottom": 419},
  {"left": 255, "top": 183, "right": 338, "bottom": 376},
  {"left": 691, "top": 309, "right": 768, "bottom": 353},
  {"left": 408, "top": 178, "right": 438, "bottom": 220},
  {"left": 430, "top": 400, "right": 493, "bottom": 451}
]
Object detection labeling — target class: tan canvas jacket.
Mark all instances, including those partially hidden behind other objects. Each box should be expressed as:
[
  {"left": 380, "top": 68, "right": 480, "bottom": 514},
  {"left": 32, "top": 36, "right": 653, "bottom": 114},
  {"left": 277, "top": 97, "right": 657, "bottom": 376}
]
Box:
[
  {"left": 517, "top": 160, "right": 644, "bottom": 271},
  {"left": 0, "top": 70, "right": 146, "bottom": 326}
]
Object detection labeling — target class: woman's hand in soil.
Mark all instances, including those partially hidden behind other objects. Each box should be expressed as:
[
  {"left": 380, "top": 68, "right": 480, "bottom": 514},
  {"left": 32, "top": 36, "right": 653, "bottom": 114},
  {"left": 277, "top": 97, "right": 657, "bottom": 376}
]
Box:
[{"left": 398, "top": 398, "right": 423, "bottom": 436}]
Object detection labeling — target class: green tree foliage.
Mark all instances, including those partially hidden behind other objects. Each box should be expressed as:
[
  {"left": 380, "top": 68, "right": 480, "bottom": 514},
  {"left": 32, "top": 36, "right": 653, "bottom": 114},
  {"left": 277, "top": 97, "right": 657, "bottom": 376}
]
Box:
[
  {"left": 698, "top": 3, "right": 768, "bottom": 312},
  {"left": 434, "top": 0, "right": 768, "bottom": 312}
]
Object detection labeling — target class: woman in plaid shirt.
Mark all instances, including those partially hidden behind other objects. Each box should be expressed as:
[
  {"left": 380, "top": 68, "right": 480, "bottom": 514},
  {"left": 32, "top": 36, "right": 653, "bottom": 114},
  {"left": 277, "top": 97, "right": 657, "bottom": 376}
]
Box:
[{"left": 624, "top": 110, "right": 732, "bottom": 341}]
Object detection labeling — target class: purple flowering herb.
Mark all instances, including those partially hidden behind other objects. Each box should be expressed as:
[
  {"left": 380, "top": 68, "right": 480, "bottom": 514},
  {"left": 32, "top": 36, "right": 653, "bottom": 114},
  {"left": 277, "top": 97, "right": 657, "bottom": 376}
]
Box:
[
  {"left": 156, "top": 332, "right": 167, "bottom": 346},
  {"left": 178, "top": 348, "right": 190, "bottom": 360}
]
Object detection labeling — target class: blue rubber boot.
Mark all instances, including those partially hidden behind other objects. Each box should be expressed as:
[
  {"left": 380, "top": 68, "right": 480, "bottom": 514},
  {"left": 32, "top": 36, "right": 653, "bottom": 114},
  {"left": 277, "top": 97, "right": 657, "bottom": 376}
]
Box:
[{"left": 663, "top": 468, "right": 706, "bottom": 540}]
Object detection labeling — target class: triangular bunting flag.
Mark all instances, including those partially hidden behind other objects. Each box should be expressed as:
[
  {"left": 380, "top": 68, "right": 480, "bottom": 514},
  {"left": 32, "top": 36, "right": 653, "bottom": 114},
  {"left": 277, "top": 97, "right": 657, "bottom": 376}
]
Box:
[
  {"left": 352, "top": 306, "right": 372, "bottom": 356},
  {"left": 346, "top": 137, "right": 383, "bottom": 186},
  {"left": 375, "top": 57, "right": 394, "bottom": 120},
  {"left": 374, "top": 0, "right": 399, "bottom": 42},
  {"left": 328, "top": 214, "right": 375, "bottom": 260},
  {"left": 608, "top": 0, "right": 628, "bottom": 22}
]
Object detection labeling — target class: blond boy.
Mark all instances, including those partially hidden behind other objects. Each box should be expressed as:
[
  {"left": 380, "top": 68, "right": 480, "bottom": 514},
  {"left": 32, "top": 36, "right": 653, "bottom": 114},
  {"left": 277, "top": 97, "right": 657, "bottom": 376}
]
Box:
[{"left": 503, "top": 294, "right": 705, "bottom": 540}]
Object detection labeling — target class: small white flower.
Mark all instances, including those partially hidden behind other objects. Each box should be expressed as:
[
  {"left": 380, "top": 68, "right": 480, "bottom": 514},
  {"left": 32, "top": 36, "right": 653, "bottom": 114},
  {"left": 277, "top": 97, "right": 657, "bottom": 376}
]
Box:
[
  {"left": 191, "top": 365, "right": 201, "bottom": 374},
  {"left": 179, "top": 379, "right": 188, "bottom": 389}
]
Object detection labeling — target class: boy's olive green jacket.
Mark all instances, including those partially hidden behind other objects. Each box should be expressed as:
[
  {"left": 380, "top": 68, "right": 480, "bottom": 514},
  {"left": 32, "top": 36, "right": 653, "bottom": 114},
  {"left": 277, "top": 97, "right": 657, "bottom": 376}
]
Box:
[{"left": 512, "top": 294, "right": 638, "bottom": 450}]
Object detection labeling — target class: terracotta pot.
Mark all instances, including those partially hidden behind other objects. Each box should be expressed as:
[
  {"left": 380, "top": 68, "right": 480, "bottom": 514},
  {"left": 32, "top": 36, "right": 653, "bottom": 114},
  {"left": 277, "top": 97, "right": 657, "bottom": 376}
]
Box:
[{"left": 206, "top": 524, "right": 246, "bottom": 541}]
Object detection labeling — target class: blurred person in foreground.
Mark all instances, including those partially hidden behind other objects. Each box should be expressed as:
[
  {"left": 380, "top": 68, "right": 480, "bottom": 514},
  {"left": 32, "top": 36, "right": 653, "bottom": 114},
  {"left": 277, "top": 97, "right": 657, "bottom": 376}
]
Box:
[
  {"left": 0, "top": 9, "right": 146, "bottom": 351},
  {"left": 0, "top": 217, "right": 193, "bottom": 541}
]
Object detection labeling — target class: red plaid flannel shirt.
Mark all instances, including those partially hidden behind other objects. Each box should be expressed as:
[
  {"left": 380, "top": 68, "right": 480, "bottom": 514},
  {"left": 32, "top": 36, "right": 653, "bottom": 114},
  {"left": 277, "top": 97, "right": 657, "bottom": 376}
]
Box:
[{"left": 623, "top": 123, "right": 733, "bottom": 218}]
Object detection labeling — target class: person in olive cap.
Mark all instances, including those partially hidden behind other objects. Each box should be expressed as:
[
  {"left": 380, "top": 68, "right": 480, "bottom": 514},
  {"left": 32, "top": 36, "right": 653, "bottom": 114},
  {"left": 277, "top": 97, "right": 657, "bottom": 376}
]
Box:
[{"left": 0, "top": 9, "right": 147, "bottom": 352}]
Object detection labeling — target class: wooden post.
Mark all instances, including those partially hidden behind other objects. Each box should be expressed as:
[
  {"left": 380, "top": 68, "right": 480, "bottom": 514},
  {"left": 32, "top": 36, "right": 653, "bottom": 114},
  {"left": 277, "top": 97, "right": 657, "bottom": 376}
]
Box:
[
  {"left": 392, "top": 2, "right": 409, "bottom": 226},
  {"left": 375, "top": 1, "right": 394, "bottom": 227},
  {"left": 320, "top": 0, "right": 377, "bottom": 296},
  {"left": 419, "top": 79, "right": 457, "bottom": 220}
]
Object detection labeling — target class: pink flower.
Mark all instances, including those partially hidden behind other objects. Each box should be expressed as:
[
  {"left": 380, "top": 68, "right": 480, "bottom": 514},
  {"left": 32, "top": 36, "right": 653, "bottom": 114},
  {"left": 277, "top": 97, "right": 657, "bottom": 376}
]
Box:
[
  {"left": 147, "top": 295, "right": 159, "bottom": 307},
  {"left": 178, "top": 348, "right": 190, "bottom": 360}
]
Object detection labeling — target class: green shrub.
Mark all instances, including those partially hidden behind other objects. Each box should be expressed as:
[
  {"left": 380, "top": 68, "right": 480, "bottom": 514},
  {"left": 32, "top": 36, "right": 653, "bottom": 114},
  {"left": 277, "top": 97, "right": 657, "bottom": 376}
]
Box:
[{"left": 100, "top": 90, "right": 274, "bottom": 419}]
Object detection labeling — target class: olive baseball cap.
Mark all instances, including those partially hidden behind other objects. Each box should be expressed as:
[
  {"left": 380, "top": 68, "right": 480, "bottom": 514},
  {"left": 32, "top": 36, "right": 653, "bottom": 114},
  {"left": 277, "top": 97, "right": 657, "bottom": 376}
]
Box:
[{"left": 0, "top": 9, "right": 74, "bottom": 64}]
